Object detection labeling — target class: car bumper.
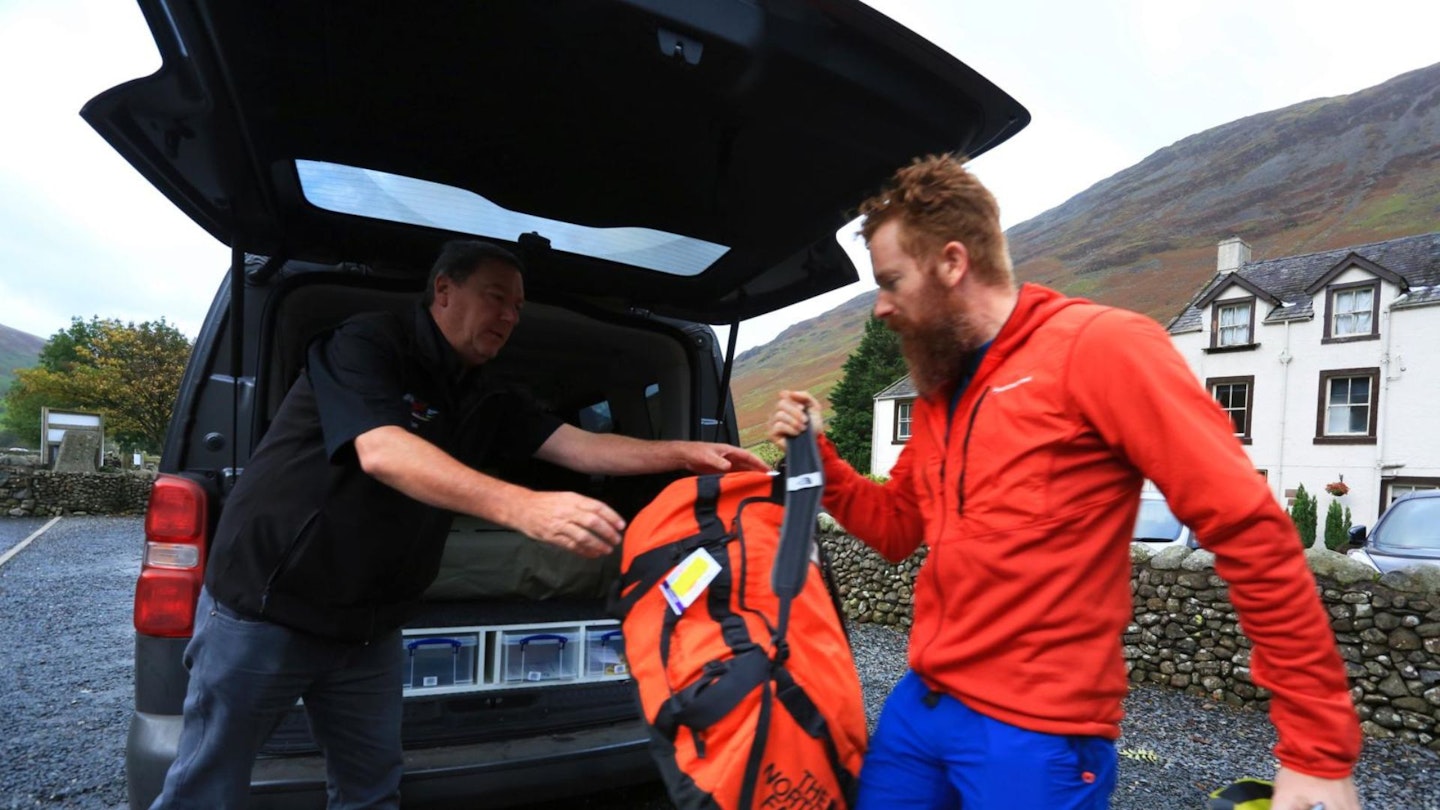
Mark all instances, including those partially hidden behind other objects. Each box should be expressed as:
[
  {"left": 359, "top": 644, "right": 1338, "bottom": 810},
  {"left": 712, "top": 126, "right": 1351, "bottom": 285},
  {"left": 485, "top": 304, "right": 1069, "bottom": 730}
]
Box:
[{"left": 127, "top": 710, "right": 657, "bottom": 809}]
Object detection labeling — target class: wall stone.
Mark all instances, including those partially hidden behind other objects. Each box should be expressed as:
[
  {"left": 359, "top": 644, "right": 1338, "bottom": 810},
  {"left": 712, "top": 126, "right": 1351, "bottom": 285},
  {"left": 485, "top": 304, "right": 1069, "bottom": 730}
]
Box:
[
  {"left": 817, "top": 521, "right": 1440, "bottom": 753},
  {"left": 0, "top": 465, "right": 154, "bottom": 517}
]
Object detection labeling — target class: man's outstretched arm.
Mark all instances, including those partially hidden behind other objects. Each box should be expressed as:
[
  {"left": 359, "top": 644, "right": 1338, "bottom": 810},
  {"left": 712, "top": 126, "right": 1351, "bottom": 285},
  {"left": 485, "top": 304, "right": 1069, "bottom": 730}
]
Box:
[
  {"left": 533, "top": 423, "right": 769, "bottom": 476},
  {"left": 354, "top": 425, "right": 624, "bottom": 558}
]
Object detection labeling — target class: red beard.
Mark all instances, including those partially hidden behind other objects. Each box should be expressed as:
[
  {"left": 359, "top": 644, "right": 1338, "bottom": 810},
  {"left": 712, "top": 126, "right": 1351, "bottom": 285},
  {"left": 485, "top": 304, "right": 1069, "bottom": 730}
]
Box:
[{"left": 889, "top": 278, "right": 989, "bottom": 397}]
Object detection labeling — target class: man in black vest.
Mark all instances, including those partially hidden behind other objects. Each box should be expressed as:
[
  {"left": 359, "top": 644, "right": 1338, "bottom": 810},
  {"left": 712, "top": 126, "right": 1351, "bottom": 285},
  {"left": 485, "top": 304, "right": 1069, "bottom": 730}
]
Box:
[{"left": 153, "top": 240, "right": 767, "bottom": 809}]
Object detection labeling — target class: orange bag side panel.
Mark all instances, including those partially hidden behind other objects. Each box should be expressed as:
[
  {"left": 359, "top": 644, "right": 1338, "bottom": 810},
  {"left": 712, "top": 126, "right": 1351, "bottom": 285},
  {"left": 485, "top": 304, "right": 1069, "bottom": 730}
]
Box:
[{"left": 621, "top": 472, "right": 867, "bottom": 810}]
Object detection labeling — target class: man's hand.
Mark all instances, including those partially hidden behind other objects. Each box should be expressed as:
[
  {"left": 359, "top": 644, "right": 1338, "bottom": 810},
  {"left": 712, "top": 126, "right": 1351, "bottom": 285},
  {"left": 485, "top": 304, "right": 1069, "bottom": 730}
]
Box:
[
  {"left": 768, "top": 390, "right": 825, "bottom": 451},
  {"left": 512, "top": 490, "right": 626, "bottom": 558},
  {"left": 1272, "top": 767, "right": 1360, "bottom": 810},
  {"left": 676, "top": 442, "right": 770, "bottom": 474}
]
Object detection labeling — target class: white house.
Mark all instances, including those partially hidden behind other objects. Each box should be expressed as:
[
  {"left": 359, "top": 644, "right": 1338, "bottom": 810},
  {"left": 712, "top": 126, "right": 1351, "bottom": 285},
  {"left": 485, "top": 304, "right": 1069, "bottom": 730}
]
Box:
[
  {"left": 1167, "top": 233, "right": 1440, "bottom": 526},
  {"left": 871, "top": 375, "right": 916, "bottom": 477},
  {"left": 868, "top": 231, "right": 1440, "bottom": 528}
]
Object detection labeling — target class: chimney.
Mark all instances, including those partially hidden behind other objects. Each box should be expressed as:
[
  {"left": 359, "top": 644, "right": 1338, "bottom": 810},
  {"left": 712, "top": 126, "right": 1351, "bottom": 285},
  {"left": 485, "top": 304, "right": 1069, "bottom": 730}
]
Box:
[{"left": 1217, "top": 237, "right": 1252, "bottom": 274}]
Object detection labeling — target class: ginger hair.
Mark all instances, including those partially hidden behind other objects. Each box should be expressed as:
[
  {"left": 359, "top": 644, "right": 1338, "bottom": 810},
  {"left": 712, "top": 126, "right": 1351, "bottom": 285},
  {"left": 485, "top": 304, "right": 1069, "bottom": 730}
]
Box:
[{"left": 858, "top": 154, "right": 1013, "bottom": 288}]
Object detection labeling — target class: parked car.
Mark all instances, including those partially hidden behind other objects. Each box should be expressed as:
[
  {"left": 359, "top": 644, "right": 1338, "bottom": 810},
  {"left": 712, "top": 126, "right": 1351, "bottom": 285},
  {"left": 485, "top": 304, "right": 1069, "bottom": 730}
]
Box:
[
  {"left": 1131, "top": 488, "right": 1199, "bottom": 549},
  {"left": 1346, "top": 491, "right": 1440, "bottom": 574},
  {"left": 83, "top": 2, "right": 1027, "bottom": 807}
]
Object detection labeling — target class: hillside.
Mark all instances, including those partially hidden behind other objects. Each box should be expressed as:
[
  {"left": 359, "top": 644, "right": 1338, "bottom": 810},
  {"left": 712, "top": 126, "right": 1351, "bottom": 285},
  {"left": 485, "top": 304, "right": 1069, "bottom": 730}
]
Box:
[
  {"left": 730, "top": 62, "right": 1440, "bottom": 447},
  {"left": 0, "top": 322, "right": 44, "bottom": 394}
]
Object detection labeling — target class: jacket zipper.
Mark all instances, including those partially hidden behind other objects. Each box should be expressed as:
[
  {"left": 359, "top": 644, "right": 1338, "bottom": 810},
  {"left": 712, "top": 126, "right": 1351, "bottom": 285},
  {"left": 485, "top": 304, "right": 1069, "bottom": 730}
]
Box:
[
  {"left": 920, "top": 386, "right": 989, "bottom": 676},
  {"left": 955, "top": 388, "right": 989, "bottom": 517}
]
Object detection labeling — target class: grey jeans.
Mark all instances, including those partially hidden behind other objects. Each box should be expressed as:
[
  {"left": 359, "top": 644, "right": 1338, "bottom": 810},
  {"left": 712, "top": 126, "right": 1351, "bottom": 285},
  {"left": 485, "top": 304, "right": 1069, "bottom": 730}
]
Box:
[{"left": 150, "top": 588, "right": 404, "bottom": 809}]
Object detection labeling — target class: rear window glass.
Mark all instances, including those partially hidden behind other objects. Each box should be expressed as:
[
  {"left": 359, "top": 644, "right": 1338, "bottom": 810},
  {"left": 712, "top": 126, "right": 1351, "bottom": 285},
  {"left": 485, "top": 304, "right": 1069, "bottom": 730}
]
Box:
[
  {"left": 295, "top": 160, "right": 729, "bottom": 277},
  {"left": 1375, "top": 498, "right": 1440, "bottom": 550}
]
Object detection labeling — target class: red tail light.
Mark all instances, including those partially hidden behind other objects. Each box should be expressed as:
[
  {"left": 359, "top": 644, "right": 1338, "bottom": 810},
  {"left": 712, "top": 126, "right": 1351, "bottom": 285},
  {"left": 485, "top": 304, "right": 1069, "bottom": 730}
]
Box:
[{"left": 135, "top": 474, "right": 209, "bottom": 637}]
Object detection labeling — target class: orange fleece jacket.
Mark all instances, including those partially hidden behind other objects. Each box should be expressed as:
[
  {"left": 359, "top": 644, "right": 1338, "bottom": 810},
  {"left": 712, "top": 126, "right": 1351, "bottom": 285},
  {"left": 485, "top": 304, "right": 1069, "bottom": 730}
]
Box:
[{"left": 820, "top": 284, "right": 1360, "bottom": 778}]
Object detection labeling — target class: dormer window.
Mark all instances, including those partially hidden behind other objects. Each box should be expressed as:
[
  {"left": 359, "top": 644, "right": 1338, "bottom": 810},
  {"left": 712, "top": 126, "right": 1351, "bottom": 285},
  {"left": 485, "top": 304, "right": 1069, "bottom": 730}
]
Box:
[
  {"left": 1208, "top": 296, "right": 1256, "bottom": 350},
  {"left": 1324, "top": 280, "right": 1379, "bottom": 342},
  {"left": 1216, "top": 300, "right": 1252, "bottom": 345},
  {"left": 1196, "top": 273, "right": 1275, "bottom": 354}
]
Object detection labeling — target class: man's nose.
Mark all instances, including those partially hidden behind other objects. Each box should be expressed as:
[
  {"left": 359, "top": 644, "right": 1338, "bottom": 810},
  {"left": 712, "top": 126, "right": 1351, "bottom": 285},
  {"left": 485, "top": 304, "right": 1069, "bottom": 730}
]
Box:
[{"left": 873, "top": 293, "right": 894, "bottom": 320}]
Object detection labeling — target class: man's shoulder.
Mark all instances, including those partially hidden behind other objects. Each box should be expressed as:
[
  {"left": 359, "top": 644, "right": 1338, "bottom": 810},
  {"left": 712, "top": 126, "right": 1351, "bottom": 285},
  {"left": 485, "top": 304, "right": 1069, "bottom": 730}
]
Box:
[
  {"left": 1042, "top": 301, "right": 1161, "bottom": 341},
  {"left": 335, "top": 308, "right": 413, "bottom": 339}
]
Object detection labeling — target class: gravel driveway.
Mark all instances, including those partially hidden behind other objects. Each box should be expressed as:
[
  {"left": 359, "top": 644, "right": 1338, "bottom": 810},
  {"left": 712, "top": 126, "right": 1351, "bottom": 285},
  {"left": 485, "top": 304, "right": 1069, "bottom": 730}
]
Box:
[{"left": 2, "top": 517, "right": 1436, "bottom": 808}]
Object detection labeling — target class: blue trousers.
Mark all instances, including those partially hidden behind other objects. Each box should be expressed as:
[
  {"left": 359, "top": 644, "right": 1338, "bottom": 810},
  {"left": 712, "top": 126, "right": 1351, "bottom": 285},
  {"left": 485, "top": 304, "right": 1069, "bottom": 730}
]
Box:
[
  {"left": 150, "top": 589, "right": 404, "bottom": 809},
  {"left": 856, "top": 671, "right": 1118, "bottom": 810}
]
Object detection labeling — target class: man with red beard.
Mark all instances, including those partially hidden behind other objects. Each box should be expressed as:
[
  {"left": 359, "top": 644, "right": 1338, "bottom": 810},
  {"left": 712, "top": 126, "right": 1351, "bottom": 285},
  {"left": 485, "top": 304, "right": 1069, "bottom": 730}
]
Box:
[{"left": 769, "top": 154, "right": 1360, "bottom": 810}]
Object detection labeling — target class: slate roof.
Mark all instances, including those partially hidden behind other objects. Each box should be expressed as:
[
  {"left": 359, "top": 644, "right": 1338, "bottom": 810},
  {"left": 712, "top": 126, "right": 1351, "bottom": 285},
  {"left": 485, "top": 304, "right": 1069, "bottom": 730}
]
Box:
[
  {"left": 1167, "top": 232, "right": 1440, "bottom": 334},
  {"left": 874, "top": 374, "right": 917, "bottom": 400}
]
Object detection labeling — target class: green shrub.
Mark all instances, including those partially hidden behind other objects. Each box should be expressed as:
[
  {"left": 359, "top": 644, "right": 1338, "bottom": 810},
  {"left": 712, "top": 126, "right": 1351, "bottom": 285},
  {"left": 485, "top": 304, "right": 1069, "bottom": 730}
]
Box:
[
  {"left": 1289, "top": 484, "right": 1317, "bottom": 548},
  {"left": 1324, "top": 502, "right": 1353, "bottom": 551}
]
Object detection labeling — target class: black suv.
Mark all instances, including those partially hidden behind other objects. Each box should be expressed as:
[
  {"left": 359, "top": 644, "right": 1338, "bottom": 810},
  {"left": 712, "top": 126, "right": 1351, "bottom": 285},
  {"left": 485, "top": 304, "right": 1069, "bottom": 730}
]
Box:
[{"left": 83, "top": 2, "right": 1026, "bottom": 806}]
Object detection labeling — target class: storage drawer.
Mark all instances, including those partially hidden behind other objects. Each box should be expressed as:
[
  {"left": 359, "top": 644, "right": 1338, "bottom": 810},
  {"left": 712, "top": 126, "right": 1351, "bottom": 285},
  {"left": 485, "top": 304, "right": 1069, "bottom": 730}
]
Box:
[
  {"left": 501, "top": 631, "right": 579, "bottom": 683},
  {"left": 585, "top": 628, "right": 627, "bottom": 678},
  {"left": 405, "top": 634, "right": 477, "bottom": 690}
]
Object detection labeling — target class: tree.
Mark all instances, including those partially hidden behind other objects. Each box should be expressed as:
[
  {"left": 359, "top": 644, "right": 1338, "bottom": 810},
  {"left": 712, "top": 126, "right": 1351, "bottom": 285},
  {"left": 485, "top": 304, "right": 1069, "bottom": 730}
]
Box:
[
  {"left": 1288, "top": 484, "right": 1317, "bottom": 548},
  {"left": 1324, "top": 501, "right": 1353, "bottom": 551},
  {"left": 1, "top": 317, "right": 191, "bottom": 454},
  {"left": 827, "top": 316, "right": 906, "bottom": 472}
]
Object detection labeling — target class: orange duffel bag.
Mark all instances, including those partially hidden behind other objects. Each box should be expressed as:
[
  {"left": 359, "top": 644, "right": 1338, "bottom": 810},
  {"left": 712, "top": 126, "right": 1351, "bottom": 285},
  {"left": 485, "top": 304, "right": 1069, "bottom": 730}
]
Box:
[{"left": 613, "top": 428, "right": 866, "bottom": 810}]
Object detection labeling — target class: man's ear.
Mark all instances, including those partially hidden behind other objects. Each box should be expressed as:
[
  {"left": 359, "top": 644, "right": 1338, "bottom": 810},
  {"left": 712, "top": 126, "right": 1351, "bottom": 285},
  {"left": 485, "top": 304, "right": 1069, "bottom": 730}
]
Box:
[
  {"left": 431, "top": 274, "right": 453, "bottom": 307},
  {"left": 935, "top": 240, "right": 970, "bottom": 289}
]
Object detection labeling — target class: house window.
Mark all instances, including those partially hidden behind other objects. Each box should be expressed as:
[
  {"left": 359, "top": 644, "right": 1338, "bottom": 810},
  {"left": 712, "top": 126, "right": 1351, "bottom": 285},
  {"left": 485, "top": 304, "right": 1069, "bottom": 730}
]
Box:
[
  {"left": 1208, "top": 376, "right": 1253, "bottom": 442},
  {"left": 893, "top": 400, "right": 913, "bottom": 443},
  {"left": 1382, "top": 477, "right": 1440, "bottom": 511},
  {"left": 1323, "top": 281, "right": 1379, "bottom": 342},
  {"left": 1314, "top": 368, "right": 1379, "bottom": 444},
  {"left": 1214, "top": 299, "right": 1254, "bottom": 347}
]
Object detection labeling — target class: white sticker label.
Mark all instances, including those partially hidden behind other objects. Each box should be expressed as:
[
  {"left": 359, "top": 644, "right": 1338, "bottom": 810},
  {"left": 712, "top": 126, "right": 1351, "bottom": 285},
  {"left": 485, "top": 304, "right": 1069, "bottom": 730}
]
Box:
[
  {"left": 423, "top": 676, "right": 438, "bottom": 687},
  {"left": 660, "top": 547, "right": 723, "bottom": 615}
]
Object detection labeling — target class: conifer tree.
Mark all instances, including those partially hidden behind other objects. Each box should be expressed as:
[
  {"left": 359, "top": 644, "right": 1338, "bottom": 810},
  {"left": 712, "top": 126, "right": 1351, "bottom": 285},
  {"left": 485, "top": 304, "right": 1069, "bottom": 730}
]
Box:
[
  {"left": 827, "top": 316, "right": 906, "bottom": 472},
  {"left": 1289, "top": 484, "right": 1317, "bottom": 548}
]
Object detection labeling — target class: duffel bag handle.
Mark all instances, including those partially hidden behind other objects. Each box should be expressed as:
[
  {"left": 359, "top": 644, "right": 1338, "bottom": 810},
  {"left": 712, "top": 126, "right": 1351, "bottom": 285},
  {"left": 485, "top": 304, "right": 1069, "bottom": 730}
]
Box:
[{"left": 773, "top": 420, "right": 823, "bottom": 600}]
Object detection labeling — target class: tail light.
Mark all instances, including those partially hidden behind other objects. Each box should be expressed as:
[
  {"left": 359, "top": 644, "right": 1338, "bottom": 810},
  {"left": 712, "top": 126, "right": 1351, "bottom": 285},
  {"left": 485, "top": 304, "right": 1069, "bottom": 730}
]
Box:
[{"left": 135, "top": 474, "right": 209, "bottom": 637}]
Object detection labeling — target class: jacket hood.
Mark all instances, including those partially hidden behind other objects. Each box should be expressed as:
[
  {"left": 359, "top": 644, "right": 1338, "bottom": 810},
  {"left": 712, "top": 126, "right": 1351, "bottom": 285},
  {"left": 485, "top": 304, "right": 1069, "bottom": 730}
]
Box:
[
  {"left": 995, "top": 284, "right": 1093, "bottom": 352},
  {"left": 919, "top": 283, "right": 1089, "bottom": 404}
]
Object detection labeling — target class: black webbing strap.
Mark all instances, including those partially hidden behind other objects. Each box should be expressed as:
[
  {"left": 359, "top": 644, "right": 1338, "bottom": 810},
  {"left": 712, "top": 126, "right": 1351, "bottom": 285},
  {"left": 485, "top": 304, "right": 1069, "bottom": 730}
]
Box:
[
  {"left": 770, "top": 424, "right": 824, "bottom": 659},
  {"left": 694, "top": 475, "right": 728, "bottom": 542},
  {"left": 610, "top": 476, "right": 729, "bottom": 620},
  {"left": 651, "top": 646, "right": 771, "bottom": 740},
  {"left": 737, "top": 678, "right": 775, "bottom": 810},
  {"left": 772, "top": 425, "right": 823, "bottom": 601},
  {"left": 611, "top": 541, "right": 684, "bottom": 618},
  {"left": 773, "top": 665, "right": 856, "bottom": 804},
  {"left": 660, "top": 476, "right": 730, "bottom": 670}
]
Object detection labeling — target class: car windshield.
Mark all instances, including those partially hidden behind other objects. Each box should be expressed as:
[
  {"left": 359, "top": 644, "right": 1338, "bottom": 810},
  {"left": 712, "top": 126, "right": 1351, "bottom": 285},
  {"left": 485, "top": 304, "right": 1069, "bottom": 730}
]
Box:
[
  {"left": 1133, "top": 499, "right": 1184, "bottom": 542},
  {"left": 1374, "top": 498, "right": 1440, "bottom": 551}
]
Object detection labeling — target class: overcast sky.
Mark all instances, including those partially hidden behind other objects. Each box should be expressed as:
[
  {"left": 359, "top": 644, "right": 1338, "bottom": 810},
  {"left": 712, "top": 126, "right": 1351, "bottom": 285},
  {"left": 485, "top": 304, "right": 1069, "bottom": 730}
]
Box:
[{"left": 1, "top": 1, "right": 1437, "bottom": 354}]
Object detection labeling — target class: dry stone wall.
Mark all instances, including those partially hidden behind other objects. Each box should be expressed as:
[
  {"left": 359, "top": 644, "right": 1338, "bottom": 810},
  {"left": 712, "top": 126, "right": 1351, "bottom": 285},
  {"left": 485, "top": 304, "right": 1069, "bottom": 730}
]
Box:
[
  {"left": 817, "top": 519, "right": 1440, "bottom": 753},
  {"left": 0, "top": 466, "right": 154, "bottom": 517}
]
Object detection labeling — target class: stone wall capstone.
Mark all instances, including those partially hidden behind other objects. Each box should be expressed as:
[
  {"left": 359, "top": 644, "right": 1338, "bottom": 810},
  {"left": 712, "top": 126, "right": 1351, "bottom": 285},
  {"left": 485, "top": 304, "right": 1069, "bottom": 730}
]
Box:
[
  {"left": 816, "top": 521, "right": 1440, "bottom": 753},
  {"left": 0, "top": 465, "right": 154, "bottom": 516}
]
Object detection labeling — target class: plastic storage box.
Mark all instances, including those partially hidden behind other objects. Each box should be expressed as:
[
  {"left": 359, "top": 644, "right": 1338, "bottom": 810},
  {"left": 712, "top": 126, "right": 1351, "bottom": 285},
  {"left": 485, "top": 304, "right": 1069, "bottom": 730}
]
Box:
[
  {"left": 502, "top": 631, "right": 579, "bottom": 683},
  {"left": 585, "top": 628, "right": 627, "bottom": 678},
  {"left": 405, "top": 634, "right": 477, "bottom": 690}
]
